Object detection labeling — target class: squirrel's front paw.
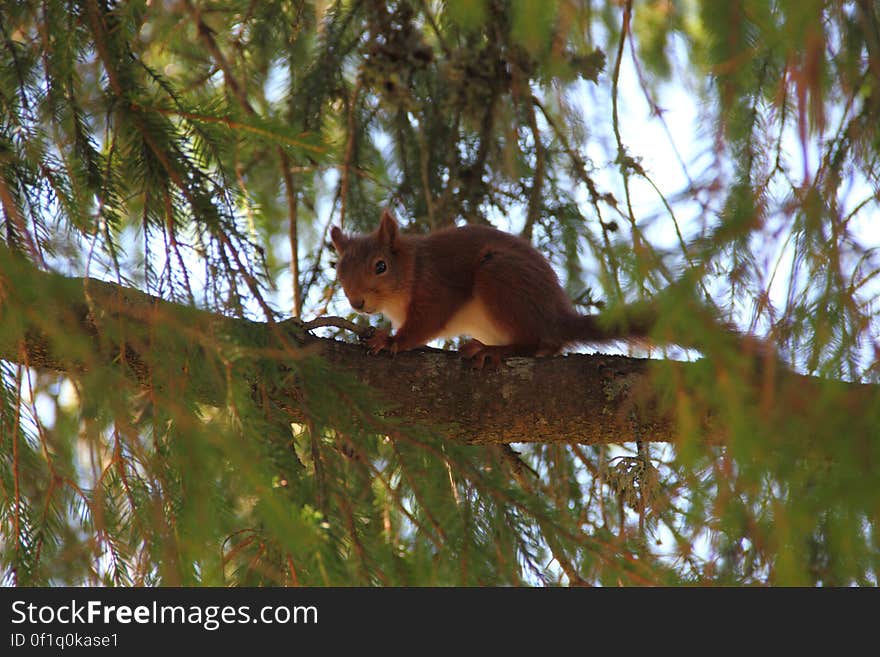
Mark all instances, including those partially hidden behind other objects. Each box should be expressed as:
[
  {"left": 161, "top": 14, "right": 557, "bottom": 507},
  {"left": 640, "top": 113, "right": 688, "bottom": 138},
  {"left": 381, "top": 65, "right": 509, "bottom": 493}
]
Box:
[{"left": 364, "top": 328, "right": 397, "bottom": 355}]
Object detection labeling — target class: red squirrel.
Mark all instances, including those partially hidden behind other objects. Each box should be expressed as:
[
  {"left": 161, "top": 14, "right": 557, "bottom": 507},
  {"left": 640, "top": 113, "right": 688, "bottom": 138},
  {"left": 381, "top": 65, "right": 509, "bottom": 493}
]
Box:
[{"left": 330, "top": 209, "right": 655, "bottom": 368}]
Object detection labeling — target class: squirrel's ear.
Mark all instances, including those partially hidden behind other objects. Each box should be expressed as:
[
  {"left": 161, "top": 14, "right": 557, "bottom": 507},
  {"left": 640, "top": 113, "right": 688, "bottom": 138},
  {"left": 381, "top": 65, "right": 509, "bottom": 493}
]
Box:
[
  {"left": 378, "top": 208, "right": 398, "bottom": 246},
  {"left": 330, "top": 226, "right": 348, "bottom": 254}
]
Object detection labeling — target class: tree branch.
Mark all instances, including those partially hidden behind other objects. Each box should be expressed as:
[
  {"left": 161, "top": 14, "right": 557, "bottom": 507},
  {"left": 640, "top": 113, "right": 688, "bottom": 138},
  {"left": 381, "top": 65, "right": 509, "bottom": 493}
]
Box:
[{"left": 1, "top": 252, "right": 875, "bottom": 447}]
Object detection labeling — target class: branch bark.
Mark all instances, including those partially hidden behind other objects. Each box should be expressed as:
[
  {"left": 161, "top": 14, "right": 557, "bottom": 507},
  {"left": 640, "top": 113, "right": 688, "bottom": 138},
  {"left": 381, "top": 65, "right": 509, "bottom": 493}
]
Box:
[{"left": 1, "top": 251, "right": 875, "bottom": 447}]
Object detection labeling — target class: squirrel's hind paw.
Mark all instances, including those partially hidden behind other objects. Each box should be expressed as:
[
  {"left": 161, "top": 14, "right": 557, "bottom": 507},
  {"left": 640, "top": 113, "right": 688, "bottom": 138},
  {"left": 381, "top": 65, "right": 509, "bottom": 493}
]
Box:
[{"left": 459, "top": 339, "right": 503, "bottom": 370}]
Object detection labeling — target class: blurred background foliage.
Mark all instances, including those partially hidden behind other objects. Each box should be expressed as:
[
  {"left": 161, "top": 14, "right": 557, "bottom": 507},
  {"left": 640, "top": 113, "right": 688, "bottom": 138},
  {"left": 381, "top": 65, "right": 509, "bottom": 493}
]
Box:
[{"left": 0, "top": 0, "right": 879, "bottom": 585}]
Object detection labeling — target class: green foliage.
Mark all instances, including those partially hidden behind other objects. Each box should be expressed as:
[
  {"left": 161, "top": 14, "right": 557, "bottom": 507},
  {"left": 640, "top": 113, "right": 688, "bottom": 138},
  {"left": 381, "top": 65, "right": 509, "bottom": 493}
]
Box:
[{"left": 0, "top": 0, "right": 878, "bottom": 586}]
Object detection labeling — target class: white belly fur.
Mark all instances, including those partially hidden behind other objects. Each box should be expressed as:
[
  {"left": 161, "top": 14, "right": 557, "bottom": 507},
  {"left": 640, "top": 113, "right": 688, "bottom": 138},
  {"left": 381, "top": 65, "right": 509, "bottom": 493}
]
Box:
[
  {"left": 378, "top": 297, "right": 409, "bottom": 329},
  {"left": 379, "top": 297, "right": 512, "bottom": 345},
  {"left": 438, "top": 298, "right": 512, "bottom": 345}
]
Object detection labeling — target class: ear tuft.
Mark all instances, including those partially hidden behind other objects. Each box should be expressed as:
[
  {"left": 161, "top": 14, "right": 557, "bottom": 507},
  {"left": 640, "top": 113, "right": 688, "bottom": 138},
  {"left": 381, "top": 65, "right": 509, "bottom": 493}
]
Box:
[
  {"left": 330, "top": 226, "right": 348, "bottom": 254},
  {"left": 378, "top": 208, "right": 398, "bottom": 246}
]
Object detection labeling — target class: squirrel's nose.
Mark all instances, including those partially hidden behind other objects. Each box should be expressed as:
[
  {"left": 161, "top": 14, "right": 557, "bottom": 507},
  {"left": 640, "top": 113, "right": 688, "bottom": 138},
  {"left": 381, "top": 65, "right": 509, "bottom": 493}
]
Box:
[{"left": 351, "top": 298, "right": 365, "bottom": 311}]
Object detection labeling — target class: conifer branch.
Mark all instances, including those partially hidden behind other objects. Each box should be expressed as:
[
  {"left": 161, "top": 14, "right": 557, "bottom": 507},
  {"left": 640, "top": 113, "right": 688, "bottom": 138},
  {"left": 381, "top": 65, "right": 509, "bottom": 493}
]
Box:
[
  {"left": 521, "top": 96, "right": 545, "bottom": 242},
  {"left": 2, "top": 252, "right": 876, "bottom": 448}
]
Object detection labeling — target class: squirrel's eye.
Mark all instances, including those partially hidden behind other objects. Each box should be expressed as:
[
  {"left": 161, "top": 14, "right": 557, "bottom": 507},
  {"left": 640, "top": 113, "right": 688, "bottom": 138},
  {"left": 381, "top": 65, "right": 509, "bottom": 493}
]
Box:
[{"left": 375, "top": 260, "right": 387, "bottom": 275}]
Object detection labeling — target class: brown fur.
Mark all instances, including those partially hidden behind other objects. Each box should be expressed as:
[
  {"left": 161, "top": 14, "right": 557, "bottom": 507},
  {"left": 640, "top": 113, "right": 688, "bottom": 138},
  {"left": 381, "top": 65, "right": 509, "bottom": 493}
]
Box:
[{"left": 331, "top": 209, "right": 653, "bottom": 365}]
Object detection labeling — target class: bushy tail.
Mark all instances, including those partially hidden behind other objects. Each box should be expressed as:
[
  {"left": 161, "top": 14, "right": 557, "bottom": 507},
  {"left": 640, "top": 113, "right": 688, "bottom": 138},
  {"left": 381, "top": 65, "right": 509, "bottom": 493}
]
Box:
[
  {"left": 562, "top": 297, "right": 777, "bottom": 376},
  {"left": 562, "top": 301, "right": 657, "bottom": 345}
]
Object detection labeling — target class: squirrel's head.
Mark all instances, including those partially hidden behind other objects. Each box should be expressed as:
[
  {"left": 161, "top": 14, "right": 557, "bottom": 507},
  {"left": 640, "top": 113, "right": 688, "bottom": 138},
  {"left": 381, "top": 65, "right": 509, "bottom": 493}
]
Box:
[{"left": 330, "top": 208, "right": 410, "bottom": 317}]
